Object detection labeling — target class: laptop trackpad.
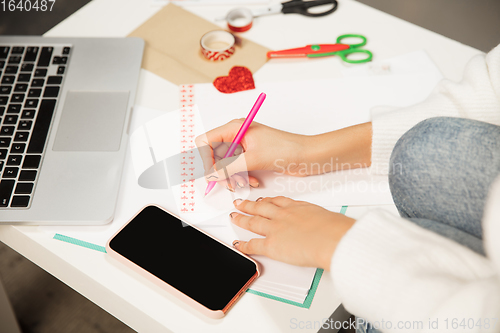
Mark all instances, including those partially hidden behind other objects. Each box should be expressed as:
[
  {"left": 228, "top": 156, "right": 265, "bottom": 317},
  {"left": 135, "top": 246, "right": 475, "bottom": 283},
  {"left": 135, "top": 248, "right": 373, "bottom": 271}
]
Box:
[{"left": 53, "top": 91, "right": 130, "bottom": 151}]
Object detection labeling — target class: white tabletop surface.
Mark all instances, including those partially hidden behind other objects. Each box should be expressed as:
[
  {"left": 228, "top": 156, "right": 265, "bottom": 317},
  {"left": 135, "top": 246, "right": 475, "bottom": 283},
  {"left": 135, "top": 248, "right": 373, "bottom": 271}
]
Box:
[{"left": 0, "top": 0, "right": 483, "bottom": 332}]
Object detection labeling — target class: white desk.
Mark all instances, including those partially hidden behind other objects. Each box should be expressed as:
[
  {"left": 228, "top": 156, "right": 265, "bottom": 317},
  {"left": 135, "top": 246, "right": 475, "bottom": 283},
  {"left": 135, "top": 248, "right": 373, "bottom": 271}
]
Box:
[{"left": 0, "top": 1, "right": 483, "bottom": 332}]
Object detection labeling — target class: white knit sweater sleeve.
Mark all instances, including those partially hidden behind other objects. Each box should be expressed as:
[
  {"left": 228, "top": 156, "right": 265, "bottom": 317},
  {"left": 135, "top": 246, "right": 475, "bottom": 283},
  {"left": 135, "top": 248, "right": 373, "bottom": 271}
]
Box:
[
  {"left": 332, "top": 208, "right": 500, "bottom": 333},
  {"left": 371, "top": 45, "right": 500, "bottom": 174},
  {"left": 331, "top": 44, "right": 500, "bottom": 332}
]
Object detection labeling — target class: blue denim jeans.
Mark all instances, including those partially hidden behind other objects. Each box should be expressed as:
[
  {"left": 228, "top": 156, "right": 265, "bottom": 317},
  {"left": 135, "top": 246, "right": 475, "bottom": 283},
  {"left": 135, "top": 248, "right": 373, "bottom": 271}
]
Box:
[{"left": 357, "top": 117, "right": 500, "bottom": 333}]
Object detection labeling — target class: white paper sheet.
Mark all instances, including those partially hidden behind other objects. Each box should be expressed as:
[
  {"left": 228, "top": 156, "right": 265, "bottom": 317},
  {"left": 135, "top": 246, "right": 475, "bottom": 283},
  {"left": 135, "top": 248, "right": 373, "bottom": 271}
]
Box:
[
  {"left": 340, "top": 50, "right": 444, "bottom": 78},
  {"left": 192, "top": 63, "right": 442, "bottom": 206},
  {"left": 195, "top": 74, "right": 442, "bottom": 136}
]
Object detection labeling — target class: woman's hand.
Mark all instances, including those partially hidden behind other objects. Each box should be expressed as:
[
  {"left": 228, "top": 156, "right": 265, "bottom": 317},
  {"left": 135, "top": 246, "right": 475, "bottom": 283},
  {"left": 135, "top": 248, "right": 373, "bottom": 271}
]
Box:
[
  {"left": 195, "top": 120, "right": 372, "bottom": 190},
  {"left": 195, "top": 120, "right": 312, "bottom": 189},
  {"left": 230, "top": 196, "right": 355, "bottom": 271}
]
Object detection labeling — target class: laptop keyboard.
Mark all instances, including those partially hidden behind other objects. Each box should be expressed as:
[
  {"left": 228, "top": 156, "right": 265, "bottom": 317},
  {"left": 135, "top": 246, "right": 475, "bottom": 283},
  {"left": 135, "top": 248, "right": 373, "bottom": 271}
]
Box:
[{"left": 0, "top": 45, "right": 71, "bottom": 209}]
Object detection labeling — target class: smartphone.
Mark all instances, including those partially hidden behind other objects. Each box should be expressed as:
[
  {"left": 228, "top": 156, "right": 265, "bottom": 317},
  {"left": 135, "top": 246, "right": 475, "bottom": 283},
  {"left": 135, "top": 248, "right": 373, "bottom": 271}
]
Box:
[{"left": 106, "top": 205, "right": 259, "bottom": 319}]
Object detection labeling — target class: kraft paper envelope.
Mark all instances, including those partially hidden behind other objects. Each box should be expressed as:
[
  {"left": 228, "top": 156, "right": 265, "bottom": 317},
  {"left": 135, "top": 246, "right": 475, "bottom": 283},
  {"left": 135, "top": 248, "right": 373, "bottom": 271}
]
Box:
[{"left": 128, "top": 4, "right": 270, "bottom": 85}]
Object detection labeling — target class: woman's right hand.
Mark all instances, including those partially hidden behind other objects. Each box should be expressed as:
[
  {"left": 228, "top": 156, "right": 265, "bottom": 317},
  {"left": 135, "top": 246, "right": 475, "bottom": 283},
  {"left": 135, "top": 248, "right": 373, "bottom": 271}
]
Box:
[{"left": 195, "top": 119, "right": 312, "bottom": 189}]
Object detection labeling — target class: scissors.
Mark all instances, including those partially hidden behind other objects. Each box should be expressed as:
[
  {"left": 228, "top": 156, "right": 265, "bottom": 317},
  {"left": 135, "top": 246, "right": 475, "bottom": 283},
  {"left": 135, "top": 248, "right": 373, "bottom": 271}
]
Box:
[
  {"left": 267, "top": 34, "right": 373, "bottom": 64},
  {"left": 218, "top": 0, "right": 338, "bottom": 22},
  {"left": 256, "top": 0, "right": 339, "bottom": 18}
]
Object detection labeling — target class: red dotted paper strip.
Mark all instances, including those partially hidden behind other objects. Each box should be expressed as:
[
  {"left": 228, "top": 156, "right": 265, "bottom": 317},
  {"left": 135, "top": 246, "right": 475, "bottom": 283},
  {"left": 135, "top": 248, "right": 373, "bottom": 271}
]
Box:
[{"left": 179, "top": 84, "right": 196, "bottom": 213}]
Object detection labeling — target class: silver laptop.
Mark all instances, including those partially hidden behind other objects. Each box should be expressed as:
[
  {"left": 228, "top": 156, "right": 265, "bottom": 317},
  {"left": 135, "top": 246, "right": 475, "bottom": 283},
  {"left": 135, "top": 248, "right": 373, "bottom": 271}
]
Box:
[{"left": 0, "top": 36, "right": 144, "bottom": 225}]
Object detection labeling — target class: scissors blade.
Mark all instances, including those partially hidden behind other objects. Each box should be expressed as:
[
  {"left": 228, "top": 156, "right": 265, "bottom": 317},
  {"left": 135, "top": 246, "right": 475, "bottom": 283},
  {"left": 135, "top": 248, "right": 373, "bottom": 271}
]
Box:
[
  {"left": 252, "top": 4, "right": 283, "bottom": 17},
  {"left": 267, "top": 46, "right": 312, "bottom": 58},
  {"left": 267, "top": 44, "right": 349, "bottom": 58}
]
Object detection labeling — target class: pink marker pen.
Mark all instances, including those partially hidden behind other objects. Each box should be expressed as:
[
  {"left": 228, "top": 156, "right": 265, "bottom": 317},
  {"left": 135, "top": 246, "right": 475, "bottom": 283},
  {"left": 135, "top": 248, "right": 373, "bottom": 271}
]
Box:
[{"left": 205, "top": 92, "right": 266, "bottom": 196}]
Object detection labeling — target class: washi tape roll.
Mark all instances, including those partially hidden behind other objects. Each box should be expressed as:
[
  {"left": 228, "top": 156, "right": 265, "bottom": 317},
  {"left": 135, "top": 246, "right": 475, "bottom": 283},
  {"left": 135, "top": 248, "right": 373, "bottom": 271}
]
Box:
[
  {"left": 226, "top": 8, "right": 253, "bottom": 32},
  {"left": 200, "top": 30, "right": 236, "bottom": 61}
]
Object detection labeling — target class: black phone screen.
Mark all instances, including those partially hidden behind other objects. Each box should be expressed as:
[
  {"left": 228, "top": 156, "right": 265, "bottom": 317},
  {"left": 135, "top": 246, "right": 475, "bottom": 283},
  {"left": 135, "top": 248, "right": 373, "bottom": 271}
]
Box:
[{"left": 109, "top": 205, "right": 258, "bottom": 311}]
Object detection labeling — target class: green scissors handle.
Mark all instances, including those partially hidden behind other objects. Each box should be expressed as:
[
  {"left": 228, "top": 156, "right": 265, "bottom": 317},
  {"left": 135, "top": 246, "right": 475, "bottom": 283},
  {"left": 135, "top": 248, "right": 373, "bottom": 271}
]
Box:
[
  {"left": 336, "top": 34, "right": 367, "bottom": 48},
  {"left": 335, "top": 34, "right": 373, "bottom": 64},
  {"left": 308, "top": 34, "right": 373, "bottom": 64}
]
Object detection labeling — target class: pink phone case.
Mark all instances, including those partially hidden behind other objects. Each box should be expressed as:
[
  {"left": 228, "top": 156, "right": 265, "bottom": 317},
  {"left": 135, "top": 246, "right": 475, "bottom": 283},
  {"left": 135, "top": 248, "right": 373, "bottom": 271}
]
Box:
[{"left": 105, "top": 204, "right": 260, "bottom": 319}]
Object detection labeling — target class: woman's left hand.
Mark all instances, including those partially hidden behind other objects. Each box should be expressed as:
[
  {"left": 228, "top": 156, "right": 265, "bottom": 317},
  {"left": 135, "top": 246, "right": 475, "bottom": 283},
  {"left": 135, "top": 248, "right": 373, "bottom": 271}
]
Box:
[{"left": 230, "top": 196, "right": 355, "bottom": 271}]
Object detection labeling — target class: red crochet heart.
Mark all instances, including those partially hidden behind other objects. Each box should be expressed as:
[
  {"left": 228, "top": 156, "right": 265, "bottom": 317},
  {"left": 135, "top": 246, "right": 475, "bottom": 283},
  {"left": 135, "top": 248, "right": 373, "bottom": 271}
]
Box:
[{"left": 213, "top": 66, "right": 255, "bottom": 94}]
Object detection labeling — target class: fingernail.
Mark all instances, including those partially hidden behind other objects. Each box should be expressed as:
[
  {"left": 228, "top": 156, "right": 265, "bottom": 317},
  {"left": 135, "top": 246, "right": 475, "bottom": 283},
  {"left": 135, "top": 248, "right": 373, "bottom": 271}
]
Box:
[
  {"left": 236, "top": 182, "right": 244, "bottom": 188},
  {"left": 256, "top": 197, "right": 264, "bottom": 202},
  {"left": 233, "top": 199, "right": 242, "bottom": 206},
  {"left": 229, "top": 212, "right": 237, "bottom": 219},
  {"left": 249, "top": 183, "right": 260, "bottom": 188},
  {"left": 226, "top": 185, "right": 235, "bottom": 192},
  {"left": 232, "top": 240, "right": 240, "bottom": 248}
]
